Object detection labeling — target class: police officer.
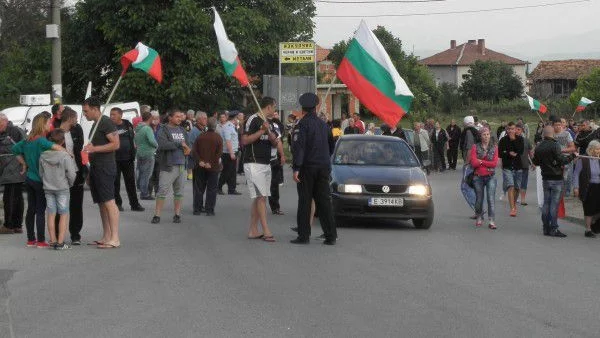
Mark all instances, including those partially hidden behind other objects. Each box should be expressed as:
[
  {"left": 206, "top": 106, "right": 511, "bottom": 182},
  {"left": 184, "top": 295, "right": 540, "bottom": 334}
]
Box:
[{"left": 291, "top": 93, "right": 337, "bottom": 245}]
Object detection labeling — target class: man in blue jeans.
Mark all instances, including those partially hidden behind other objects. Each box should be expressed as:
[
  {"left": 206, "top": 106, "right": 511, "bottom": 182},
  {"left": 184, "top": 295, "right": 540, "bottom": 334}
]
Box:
[{"left": 532, "top": 126, "right": 576, "bottom": 237}]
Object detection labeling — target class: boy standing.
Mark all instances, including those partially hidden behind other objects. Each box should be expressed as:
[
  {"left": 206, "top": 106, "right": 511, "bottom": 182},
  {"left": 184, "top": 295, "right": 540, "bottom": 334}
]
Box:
[{"left": 40, "top": 129, "right": 78, "bottom": 250}]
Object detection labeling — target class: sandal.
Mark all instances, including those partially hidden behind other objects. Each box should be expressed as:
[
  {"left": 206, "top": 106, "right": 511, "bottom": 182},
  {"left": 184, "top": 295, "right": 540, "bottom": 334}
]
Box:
[
  {"left": 262, "top": 236, "right": 276, "bottom": 242},
  {"left": 87, "top": 240, "right": 104, "bottom": 246},
  {"left": 97, "top": 242, "right": 120, "bottom": 249},
  {"left": 489, "top": 222, "right": 497, "bottom": 230},
  {"left": 475, "top": 219, "right": 483, "bottom": 227},
  {"left": 509, "top": 209, "right": 517, "bottom": 217},
  {"left": 248, "top": 234, "right": 264, "bottom": 239}
]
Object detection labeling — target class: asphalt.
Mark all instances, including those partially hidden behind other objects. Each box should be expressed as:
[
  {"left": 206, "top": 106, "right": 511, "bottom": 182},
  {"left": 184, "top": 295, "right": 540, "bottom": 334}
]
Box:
[{"left": 1, "top": 168, "right": 599, "bottom": 338}]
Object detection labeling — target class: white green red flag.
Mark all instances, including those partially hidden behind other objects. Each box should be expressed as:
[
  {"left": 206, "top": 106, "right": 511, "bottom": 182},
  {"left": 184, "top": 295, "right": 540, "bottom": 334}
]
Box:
[
  {"left": 336, "top": 20, "right": 413, "bottom": 127},
  {"left": 213, "top": 7, "right": 249, "bottom": 87},
  {"left": 576, "top": 97, "right": 594, "bottom": 112},
  {"left": 120, "top": 42, "right": 163, "bottom": 83},
  {"left": 525, "top": 94, "right": 547, "bottom": 113}
]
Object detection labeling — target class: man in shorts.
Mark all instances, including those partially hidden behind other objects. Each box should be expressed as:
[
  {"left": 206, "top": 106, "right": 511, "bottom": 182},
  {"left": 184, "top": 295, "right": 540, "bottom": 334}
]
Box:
[
  {"left": 151, "top": 109, "right": 190, "bottom": 224},
  {"left": 82, "top": 96, "right": 121, "bottom": 249},
  {"left": 498, "top": 121, "right": 524, "bottom": 217},
  {"left": 242, "top": 97, "right": 279, "bottom": 242}
]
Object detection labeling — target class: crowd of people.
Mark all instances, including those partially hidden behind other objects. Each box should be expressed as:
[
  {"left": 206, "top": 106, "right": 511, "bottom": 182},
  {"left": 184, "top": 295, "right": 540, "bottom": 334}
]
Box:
[{"left": 0, "top": 92, "right": 599, "bottom": 249}]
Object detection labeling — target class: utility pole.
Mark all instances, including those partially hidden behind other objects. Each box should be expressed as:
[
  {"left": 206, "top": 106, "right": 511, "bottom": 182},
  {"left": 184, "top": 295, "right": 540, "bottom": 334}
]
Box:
[{"left": 47, "top": 0, "right": 62, "bottom": 103}]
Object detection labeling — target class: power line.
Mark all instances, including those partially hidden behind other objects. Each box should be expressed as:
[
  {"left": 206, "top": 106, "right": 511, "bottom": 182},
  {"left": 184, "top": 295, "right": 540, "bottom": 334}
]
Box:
[
  {"left": 317, "top": 0, "right": 445, "bottom": 3},
  {"left": 316, "top": 0, "right": 590, "bottom": 17}
]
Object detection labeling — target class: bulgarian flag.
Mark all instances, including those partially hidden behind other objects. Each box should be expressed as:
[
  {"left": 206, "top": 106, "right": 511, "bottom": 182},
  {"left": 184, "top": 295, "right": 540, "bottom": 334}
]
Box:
[
  {"left": 576, "top": 97, "right": 595, "bottom": 112},
  {"left": 337, "top": 21, "right": 413, "bottom": 127},
  {"left": 526, "top": 94, "right": 547, "bottom": 113},
  {"left": 121, "top": 42, "right": 163, "bottom": 83},
  {"left": 213, "top": 7, "right": 249, "bottom": 87}
]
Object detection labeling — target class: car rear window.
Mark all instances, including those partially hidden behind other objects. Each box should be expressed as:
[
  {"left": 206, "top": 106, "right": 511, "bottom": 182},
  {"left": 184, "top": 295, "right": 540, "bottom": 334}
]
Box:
[{"left": 334, "top": 139, "right": 419, "bottom": 167}]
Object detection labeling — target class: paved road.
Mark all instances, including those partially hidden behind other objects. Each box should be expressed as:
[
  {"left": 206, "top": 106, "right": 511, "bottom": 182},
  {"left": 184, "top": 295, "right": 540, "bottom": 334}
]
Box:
[{"left": 1, "top": 169, "right": 599, "bottom": 338}]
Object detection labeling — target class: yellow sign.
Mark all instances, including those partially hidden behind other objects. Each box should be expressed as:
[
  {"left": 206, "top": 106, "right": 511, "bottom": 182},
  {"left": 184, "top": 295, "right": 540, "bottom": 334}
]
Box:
[{"left": 280, "top": 42, "right": 315, "bottom": 64}]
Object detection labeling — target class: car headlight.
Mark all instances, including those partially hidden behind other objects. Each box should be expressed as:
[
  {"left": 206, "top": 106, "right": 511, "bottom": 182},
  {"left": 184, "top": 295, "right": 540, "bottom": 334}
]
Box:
[
  {"left": 407, "top": 185, "right": 428, "bottom": 196},
  {"left": 337, "top": 184, "right": 363, "bottom": 194}
]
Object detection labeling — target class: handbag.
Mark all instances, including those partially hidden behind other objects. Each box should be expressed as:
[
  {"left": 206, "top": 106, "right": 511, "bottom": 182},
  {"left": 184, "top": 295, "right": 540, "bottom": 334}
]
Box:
[{"left": 465, "top": 172, "right": 475, "bottom": 188}]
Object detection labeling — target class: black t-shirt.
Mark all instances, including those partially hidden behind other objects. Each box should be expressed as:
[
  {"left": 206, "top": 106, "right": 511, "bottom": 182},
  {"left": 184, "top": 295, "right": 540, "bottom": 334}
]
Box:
[
  {"left": 498, "top": 135, "right": 524, "bottom": 170},
  {"left": 89, "top": 115, "right": 117, "bottom": 165},
  {"left": 344, "top": 126, "right": 360, "bottom": 135},
  {"left": 115, "top": 121, "right": 133, "bottom": 161},
  {"left": 243, "top": 113, "right": 271, "bottom": 165}
]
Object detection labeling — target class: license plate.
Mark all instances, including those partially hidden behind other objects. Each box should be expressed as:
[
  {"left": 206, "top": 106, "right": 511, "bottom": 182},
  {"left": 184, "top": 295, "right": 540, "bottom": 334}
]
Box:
[{"left": 368, "top": 197, "right": 404, "bottom": 207}]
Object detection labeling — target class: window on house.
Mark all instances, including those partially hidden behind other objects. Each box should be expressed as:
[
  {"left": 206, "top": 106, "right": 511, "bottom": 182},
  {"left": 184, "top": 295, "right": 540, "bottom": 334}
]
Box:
[{"left": 553, "top": 80, "right": 563, "bottom": 95}]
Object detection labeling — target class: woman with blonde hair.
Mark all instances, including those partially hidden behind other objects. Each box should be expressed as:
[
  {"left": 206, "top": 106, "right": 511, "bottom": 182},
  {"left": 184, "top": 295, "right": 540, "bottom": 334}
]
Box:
[
  {"left": 573, "top": 140, "right": 600, "bottom": 238},
  {"left": 12, "top": 112, "right": 65, "bottom": 248}
]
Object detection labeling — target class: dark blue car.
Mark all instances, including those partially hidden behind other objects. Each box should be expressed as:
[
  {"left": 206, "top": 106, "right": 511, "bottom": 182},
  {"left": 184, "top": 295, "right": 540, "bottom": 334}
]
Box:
[{"left": 330, "top": 135, "right": 434, "bottom": 229}]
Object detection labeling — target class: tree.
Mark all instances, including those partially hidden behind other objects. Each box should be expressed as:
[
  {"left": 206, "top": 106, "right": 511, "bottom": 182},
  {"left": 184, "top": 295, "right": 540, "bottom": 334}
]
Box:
[
  {"left": 570, "top": 68, "right": 600, "bottom": 113},
  {"left": 327, "top": 26, "right": 437, "bottom": 113},
  {"left": 461, "top": 60, "right": 524, "bottom": 102},
  {"left": 62, "top": 0, "right": 316, "bottom": 111},
  {"left": 437, "top": 83, "right": 462, "bottom": 113},
  {"left": 0, "top": 0, "right": 53, "bottom": 105}
]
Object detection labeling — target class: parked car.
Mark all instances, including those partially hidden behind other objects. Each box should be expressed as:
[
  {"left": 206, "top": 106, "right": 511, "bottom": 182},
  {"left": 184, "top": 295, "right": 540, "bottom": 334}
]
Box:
[
  {"left": 330, "top": 135, "right": 434, "bottom": 229},
  {"left": 1, "top": 102, "right": 140, "bottom": 144}
]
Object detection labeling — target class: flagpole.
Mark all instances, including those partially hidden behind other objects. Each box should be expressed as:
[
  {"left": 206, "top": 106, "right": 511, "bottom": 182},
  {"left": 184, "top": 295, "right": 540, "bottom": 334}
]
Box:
[
  {"left": 571, "top": 108, "right": 578, "bottom": 119},
  {"left": 319, "top": 73, "right": 337, "bottom": 116},
  {"left": 535, "top": 111, "right": 545, "bottom": 124},
  {"left": 246, "top": 83, "right": 266, "bottom": 121},
  {"left": 88, "top": 74, "right": 124, "bottom": 144}
]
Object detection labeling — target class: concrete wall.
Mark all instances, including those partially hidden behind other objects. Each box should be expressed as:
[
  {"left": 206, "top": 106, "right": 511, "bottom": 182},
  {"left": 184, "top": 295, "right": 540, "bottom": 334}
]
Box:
[{"left": 428, "top": 66, "right": 457, "bottom": 86}]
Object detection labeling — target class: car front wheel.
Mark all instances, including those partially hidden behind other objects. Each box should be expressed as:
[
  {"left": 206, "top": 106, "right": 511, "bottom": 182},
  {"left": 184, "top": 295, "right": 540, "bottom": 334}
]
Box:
[{"left": 413, "top": 205, "right": 434, "bottom": 229}]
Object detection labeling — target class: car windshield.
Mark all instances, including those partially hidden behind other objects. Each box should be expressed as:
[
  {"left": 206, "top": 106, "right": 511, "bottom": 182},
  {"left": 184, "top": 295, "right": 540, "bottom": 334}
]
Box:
[{"left": 333, "top": 139, "right": 419, "bottom": 167}]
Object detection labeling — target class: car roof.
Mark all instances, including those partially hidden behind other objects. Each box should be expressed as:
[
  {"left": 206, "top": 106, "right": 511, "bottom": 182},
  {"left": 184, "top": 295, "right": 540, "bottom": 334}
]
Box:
[{"left": 338, "top": 135, "right": 405, "bottom": 142}]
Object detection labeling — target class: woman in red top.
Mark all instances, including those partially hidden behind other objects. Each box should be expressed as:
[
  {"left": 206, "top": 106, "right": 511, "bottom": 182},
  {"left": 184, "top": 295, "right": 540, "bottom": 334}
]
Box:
[{"left": 470, "top": 127, "right": 499, "bottom": 229}]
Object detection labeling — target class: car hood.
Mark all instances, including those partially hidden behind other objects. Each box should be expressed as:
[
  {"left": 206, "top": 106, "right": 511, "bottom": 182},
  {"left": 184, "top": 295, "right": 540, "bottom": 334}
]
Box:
[{"left": 332, "top": 165, "right": 427, "bottom": 185}]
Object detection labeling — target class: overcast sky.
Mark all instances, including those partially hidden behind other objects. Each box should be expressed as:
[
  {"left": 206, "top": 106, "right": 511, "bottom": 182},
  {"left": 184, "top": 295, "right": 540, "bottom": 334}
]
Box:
[{"left": 314, "top": 0, "right": 600, "bottom": 62}]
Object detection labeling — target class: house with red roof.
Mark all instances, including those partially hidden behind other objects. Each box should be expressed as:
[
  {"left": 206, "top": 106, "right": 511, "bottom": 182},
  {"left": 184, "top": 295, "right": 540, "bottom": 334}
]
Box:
[
  {"left": 528, "top": 59, "right": 600, "bottom": 98},
  {"left": 419, "top": 39, "right": 529, "bottom": 88}
]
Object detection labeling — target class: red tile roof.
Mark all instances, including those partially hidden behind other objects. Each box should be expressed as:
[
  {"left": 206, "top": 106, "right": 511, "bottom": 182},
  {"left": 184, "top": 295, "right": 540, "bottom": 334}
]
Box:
[
  {"left": 419, "top": 41, "right": 527, "bottom": 66},
  {"left": 529, "top": 59, "right": 600, "bottom": 81},
  {"left": 316, "top": 45, "right": 330, "bottom": 62}
]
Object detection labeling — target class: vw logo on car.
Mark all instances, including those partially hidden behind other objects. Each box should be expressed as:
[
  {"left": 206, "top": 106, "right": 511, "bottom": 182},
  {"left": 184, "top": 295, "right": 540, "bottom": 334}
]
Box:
[{"left": 382, "top": 185, "right": 390, "bottom": 193}]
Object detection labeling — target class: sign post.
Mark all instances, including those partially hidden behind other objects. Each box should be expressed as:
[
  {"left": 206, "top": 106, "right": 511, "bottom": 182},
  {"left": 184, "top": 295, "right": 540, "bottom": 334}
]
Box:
[{"left": 278, "top": 41, "right": 317, "bottom": 113}]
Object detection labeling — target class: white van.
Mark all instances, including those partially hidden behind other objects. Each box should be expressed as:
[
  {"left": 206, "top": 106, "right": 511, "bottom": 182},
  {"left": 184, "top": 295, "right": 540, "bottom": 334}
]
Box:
[{"left": 1, "top": 101, "right": 141, "bottom": 144}]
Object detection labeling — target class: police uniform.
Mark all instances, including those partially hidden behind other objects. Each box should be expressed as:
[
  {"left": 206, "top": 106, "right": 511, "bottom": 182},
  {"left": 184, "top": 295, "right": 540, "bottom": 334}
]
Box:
[{"left": 291, "top": 93, "right": 337, "bottom": 244}]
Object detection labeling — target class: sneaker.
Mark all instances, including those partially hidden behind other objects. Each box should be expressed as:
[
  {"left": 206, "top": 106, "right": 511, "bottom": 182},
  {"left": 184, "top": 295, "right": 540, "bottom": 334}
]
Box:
[
  {"left": 323, "top": 239, "right": 336, "bottom": 246},
  {"left": 36, "top": 241, "right": 50, "bottom": 249},
  {"left": 585, "top": 231, "right": 596, "bottom": 238},
  {"left": 71, "top": 240, "right": 81, "bottom": 246},
  {"left": 290, "top": 227, "right": 298, "bottom": 233},
  {"left": 151, "top": 216, "right": 160, "bottom": 224},
  {"left": 140, "top": 195, "right": 155, "bottom": 200},
  {"left": 55, "top": 243, "right": 72, "bottom": 250},
  {"left": 131, "top": 205, "right": 145, "bottom": 212},
  {"left": 173, "top": 215, "right": 181, "bottom": 223},
  {"left": 228, "top": 191, "right": 242, "bottom": 195},
  {"left": 14, "top": 228, "right": 23, "bottom": 234},
  {"left": 26, "top": 240, "right": 37, "bottom": 248},
  {"left": 187, "top": 173, "right": 193, "bottom": 180},
  {"left": 548, "top": 229, "right": 567, "bottom": 238},
  {"left": 315, "top": 234, "right": 326, "bottom": 240},
  {"left": 205, "top": 211, "right": 215, "bottom": 216},
  {"left": 48, "top": 242, "right": 57, "bottom": 249},
  {"left": 488, "top": 222, "right": 497, "bottom": 230}
]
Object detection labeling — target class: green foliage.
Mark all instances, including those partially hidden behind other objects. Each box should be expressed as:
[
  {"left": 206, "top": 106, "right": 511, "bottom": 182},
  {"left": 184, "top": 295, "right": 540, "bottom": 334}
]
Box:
[
  {"left": 461, "top": 60, "right": 524, "bottom": 102},
  {"left": 0, "top": 0, "right": 52, "bottom": 104},
  {"left": 327, "top": 25, "right": 438, "bottom": 115},
  {"left": 437, "top": 83, "right": 462, "bottom": 113},
  {"left": 62, "top": 0, "right": 316, "bottom": 111},
  {"left": 570, "top": 68, "right": 600, "bottom": 115}
]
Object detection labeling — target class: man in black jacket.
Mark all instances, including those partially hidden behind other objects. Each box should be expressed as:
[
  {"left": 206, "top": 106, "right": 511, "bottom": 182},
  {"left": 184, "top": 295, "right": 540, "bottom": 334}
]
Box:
[
  {"left": 533, "top": 126, "right": 576, "bottom": 237},
  {"left": 0, "top": 115, "right": 25, "bottom": 234},
  {"left": 446, "top": 119, "right": 461, "bottom": 170},
  {"left": 110, "top": 107, "right": 144, "bottom": 212},
  {"left": 291, "top": 93, "right": 337, "bottom": 245}
]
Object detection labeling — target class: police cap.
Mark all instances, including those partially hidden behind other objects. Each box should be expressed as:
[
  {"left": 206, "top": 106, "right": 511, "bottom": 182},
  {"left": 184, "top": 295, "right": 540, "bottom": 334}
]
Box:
[{"left": 298, "top": 93, "right": 319, "bottom": 109}]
